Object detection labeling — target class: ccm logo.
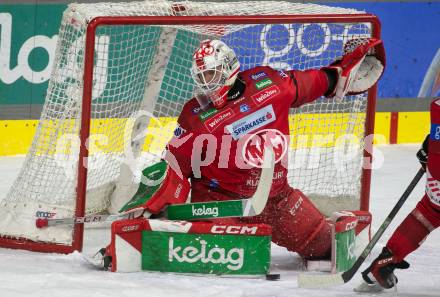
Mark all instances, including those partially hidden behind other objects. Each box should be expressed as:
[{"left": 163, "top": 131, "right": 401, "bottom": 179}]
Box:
[
  {"left": 378, "top": 257, "right": 393, "bottom": 266},
  {"left": 174, "top": 183, "right": 183, "bottom": 198},
  {"left": 356, "top": 215, "right": 371, "bottom": 223},
  {"left": 211, "top": 225, "right": 258, "bottom": 234},
  {"left": 121, "top": 225, "right": 140, "bottom": 232},
  {"left": 345, "top": 220, "right": 358, "bottom": 231}
]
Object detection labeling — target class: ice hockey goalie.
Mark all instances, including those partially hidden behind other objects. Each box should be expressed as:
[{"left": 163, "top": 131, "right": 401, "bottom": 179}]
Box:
[{"left": 111, "top": 38, "right": 385, "bottom": 264}]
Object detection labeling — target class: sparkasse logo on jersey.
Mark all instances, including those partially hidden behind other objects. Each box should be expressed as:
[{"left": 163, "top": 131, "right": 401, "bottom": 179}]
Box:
[
  {"left": 226, "top": 105, "right": 276, "bottom": 140},
  {"left": 251, "top": 85, "right": 280, "bottom": 105},
  {"left": 250, "top": 71, "right": 267, "bottom": 81},
  {"left": 204, "top": 108, "right": 234, "bottom": 132}
]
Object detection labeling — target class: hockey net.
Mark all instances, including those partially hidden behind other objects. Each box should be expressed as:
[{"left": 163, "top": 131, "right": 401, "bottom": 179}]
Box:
[{"left": 0, "top": 0, "right": 380, "bottom": 253}]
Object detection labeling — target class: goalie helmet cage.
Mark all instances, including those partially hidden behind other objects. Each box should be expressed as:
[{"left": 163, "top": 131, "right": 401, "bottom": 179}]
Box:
[{"left": 0, "top": 1, "right": 380, "bottom": 254}]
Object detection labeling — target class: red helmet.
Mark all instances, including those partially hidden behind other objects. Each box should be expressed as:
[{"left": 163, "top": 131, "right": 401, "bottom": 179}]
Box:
[{"left": 191, "top": 40, "right": 240, "bottom": 109}]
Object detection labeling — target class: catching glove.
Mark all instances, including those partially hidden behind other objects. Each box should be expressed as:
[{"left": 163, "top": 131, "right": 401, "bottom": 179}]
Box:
[{"left": 324, "top": 38, "right": 386, "bottom": 100}]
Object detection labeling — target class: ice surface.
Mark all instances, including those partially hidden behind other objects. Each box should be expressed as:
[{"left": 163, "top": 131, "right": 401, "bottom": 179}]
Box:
[{"left": 0, "top": 145, "right": 439, "bottom": 297}]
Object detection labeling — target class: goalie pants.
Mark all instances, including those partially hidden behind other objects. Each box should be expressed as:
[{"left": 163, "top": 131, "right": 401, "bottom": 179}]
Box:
[
  {"left": 203, "top": 187, "right": 331, "bottom": 259},
  {"left": 244, "top": 187, "right": 331, "bottom": 259}
]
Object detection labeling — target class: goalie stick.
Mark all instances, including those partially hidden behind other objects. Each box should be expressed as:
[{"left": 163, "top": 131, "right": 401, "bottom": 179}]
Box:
[
  {"left": 36, "top": 148, "right": 274, "bottom": 228},
  {"left": 297, "top": 167, "right": 425, "bottom": 289},
  {"left": 35, "top": 207, "right": 149, "bottom": 228}
]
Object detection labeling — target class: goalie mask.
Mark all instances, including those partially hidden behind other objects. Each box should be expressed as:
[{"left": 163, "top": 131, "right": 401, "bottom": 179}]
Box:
[{"left": 191, "top": 39, "right": 240, "bottom": 109}]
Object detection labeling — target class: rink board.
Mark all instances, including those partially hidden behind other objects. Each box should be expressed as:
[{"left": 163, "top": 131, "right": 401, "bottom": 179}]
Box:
[{"left": 0, "top": 112, "right": 430, "bottom": 156}]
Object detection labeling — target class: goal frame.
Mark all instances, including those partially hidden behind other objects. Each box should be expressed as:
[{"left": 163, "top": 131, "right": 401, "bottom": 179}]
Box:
[{"left": 0, "top": 14, "right": 381, "bottom": 254}]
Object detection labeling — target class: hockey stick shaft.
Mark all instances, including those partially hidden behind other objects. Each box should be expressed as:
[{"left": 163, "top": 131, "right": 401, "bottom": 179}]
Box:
[
  {"left": 341, "top": 167, "right": 425, "bottom": 282},
  {"left": 298, "top": 167, "right": 425, "bottom": 288},
  {"left": 36, "top": 208, "right": 150, "bottom": 228},
  {"left": 37, "top": 149, "right": 275, "bottom": 227}
]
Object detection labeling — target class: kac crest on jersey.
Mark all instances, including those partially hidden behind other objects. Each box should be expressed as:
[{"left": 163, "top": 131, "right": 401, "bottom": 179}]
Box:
[{"left": 242, "top": 128, "right": 288, "bottom": 168}]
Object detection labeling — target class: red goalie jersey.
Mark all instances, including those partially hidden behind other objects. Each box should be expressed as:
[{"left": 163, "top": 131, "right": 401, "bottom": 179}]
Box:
[
  {"left": 156, "top": 38, "right": 384, "bottom": 258},
  {"left": 164, "top": 66, "right": 332, "bottom": 258},
  {"left": 166, "top": 66, "right": 329, "bottom": 202},
  {"left": 112, "top": 39, "right": 384, "bottom": 260}
]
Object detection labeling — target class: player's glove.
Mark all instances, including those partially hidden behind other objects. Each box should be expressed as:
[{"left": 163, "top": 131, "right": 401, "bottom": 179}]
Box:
[
  {"left": 324, "top": 38, "right": 386, "bottom": 100},
  {"left": 417, "top": 134, "right": 430, "bottom": 170},
  {"left": 119, "top": 160, "right": 190, "bottom": 215},
  {"left": 361, "top": 247, "right": 410, "bottom": 289}
]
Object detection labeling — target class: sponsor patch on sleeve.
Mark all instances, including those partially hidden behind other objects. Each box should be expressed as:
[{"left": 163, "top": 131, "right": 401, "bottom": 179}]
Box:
[{"left": 226, "top": 104, "right": 276, "bottom": 140}]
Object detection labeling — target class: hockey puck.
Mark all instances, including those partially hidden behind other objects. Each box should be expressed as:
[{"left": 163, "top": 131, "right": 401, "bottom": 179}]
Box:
[{"left": 265, "top": 273, "right": 281, "bottom": 281}]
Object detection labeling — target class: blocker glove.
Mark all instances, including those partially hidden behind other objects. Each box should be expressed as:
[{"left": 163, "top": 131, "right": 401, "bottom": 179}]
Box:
[{"left": 119, "top": 160, "right": 190, "bottom": 215}]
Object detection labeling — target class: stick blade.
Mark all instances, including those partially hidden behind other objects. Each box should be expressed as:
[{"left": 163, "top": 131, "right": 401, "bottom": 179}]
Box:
[
  {"left": 249, "top": 148, "right": 275, "bottom": 215},
  {"left": 297, "top": 272, "right": 344, "bottom": 288}
]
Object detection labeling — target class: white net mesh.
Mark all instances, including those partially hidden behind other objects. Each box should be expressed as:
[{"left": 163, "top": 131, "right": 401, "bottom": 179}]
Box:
[{"left": 0, "top": 0, "right": 374, "bottom": 245}]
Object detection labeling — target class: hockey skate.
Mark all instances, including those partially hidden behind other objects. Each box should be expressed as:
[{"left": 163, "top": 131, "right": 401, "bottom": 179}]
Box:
[{"left": 354, "top": 247, "right": 409, "bottom": 293}]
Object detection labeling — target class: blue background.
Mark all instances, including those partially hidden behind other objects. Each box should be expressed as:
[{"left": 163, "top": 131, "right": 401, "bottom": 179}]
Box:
[{"left": 327, "top": 2, "right": 440, "bottom": 98}]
